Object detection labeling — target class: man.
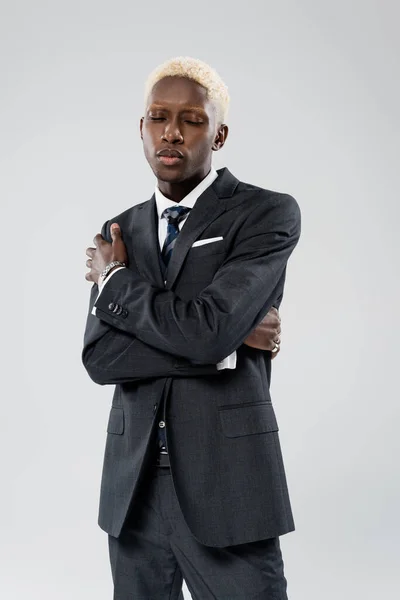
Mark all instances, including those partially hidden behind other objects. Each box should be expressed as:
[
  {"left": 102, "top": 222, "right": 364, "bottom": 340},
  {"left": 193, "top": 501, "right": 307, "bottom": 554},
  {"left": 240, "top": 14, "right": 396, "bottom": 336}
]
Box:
[{"left": 82, "top": 56, "right": 301, "bottom": 599}]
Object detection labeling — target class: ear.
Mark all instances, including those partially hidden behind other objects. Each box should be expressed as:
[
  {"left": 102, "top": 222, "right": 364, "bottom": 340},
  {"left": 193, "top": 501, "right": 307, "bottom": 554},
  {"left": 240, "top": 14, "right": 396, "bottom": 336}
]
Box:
[{"left": 212, "top": 124, "right": 229, "bottom": 151}]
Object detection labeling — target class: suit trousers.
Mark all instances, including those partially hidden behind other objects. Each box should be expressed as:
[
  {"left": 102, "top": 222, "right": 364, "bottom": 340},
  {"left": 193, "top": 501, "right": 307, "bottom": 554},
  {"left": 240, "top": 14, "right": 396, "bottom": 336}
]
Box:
[{"left": 107, "top": 459, "right": 289, "bottom": 600}]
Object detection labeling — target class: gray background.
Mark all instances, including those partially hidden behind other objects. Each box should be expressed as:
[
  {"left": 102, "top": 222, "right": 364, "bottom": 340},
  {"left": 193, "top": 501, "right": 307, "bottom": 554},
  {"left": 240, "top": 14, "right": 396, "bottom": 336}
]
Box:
[{"left": 1, "top": 0, "right": 399, "bottom": 598}]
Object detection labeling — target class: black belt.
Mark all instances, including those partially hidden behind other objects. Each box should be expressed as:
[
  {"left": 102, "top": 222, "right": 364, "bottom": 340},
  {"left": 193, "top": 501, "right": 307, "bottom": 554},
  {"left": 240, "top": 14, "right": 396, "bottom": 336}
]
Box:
[{"left": 154, "top": 452, "right": 171, "bottom": 468}]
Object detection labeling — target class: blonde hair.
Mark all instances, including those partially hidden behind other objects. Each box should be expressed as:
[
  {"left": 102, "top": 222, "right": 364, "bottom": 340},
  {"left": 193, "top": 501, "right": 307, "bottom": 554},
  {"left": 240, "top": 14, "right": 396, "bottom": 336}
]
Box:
[{"left": 144, "top": 56, "right": 230, "bottom": 124}]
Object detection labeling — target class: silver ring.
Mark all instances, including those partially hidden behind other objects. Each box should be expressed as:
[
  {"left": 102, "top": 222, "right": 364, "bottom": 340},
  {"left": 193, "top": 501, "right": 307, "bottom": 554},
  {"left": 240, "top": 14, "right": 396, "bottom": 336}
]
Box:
[{"left": 271, "top": 342, "right": 280, "bottom": 353}]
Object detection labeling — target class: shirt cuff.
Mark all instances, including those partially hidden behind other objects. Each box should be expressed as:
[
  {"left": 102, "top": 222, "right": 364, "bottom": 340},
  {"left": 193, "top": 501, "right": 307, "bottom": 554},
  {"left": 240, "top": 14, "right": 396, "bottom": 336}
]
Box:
[{"left": 216, "top": 351, "right": 237, "bottom": 370}]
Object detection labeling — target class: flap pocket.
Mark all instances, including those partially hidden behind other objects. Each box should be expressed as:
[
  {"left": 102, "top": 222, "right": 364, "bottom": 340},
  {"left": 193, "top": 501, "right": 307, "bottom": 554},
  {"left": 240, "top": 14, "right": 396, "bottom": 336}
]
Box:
[
  {"left": 107, "top": 406, "right": 124, "bottom": 435},
  {"left": 218, "top": 402, "right": 278, "bottom": 438}
]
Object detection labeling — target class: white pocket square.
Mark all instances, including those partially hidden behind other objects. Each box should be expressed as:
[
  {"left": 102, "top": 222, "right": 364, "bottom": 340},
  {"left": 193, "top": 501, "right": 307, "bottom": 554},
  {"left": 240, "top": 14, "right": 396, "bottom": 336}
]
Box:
[{"left": 191, "top": 236, "right": 224, "bottom": 247}]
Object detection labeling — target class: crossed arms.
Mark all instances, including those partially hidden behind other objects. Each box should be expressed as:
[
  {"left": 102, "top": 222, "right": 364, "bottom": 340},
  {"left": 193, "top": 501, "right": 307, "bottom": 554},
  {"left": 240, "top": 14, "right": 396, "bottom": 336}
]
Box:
[{"left": 82, "top": 192, "right": 301, "bottom": 385}]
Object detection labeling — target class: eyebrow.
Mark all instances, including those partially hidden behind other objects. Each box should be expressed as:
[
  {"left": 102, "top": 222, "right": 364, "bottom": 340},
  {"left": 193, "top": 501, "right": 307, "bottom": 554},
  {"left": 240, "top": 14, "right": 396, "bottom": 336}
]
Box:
[{"left": 148, "top": 103, "right": 207, "bottom": 115}]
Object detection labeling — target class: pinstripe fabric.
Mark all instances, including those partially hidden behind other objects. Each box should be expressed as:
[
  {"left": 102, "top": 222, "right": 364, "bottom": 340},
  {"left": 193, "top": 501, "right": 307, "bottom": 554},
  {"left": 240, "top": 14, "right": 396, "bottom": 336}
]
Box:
[
  {"left": 84, "top": 167, "right": 299, "bottom": 548},
  {"left": 108, "top": 467, "right": 288, "bottom": 599}
]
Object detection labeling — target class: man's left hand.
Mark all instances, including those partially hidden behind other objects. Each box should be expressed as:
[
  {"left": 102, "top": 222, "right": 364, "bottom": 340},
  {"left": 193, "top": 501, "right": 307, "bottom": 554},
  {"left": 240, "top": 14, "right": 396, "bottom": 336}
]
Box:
[
  {"left": 243, "top": 306, "right": 282, "bottom": 359},
  {"left": 85, "top": 223, "right": 128, "bottom": 284}
]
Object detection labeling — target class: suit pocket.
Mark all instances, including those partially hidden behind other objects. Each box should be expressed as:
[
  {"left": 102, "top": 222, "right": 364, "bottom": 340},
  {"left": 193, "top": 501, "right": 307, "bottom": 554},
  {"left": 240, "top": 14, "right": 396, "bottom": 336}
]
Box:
[
  {"left": 107, "top": 406, "right": 124, "bottom": 435},
  {"left": 191, "top": 236, "right": 224, "bottom": 247},
  {"left": 187, "top": 238, "right": 227, "bottom": 258},
  {"left": 218, "top": 401, "right": 278, "bottom": 437}
]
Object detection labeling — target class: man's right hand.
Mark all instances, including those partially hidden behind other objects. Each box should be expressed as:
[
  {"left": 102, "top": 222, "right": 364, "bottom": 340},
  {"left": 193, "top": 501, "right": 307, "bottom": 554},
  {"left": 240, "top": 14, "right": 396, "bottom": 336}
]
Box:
[{"left": 243, "top": 307, "right": 281, "bottom": 359}]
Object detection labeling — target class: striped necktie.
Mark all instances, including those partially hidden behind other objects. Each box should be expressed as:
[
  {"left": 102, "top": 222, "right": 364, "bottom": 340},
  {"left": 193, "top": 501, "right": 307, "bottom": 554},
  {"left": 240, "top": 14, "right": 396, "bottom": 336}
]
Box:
[{"left": 161, "top": 205, "right": 192, "bottom": 267}]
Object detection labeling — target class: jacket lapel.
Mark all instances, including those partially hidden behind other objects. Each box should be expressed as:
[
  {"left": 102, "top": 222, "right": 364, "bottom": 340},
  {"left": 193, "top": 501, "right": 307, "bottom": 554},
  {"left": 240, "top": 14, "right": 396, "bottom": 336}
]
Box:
[
  {"left": 131, "top": 167, "right": 239, "bottom": 290},
  {"left": 131, "top": 195, "right": 165, "bottom": 288}
]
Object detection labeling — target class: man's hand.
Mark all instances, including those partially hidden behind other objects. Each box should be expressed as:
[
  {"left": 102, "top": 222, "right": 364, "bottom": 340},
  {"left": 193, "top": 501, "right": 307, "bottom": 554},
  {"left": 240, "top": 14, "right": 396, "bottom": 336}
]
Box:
[
  {"left": 243, "top": 307, "right": 281, "bottom": 359},
  {"left": 85, "top": 223, "right": 128, "bottom": 285}
]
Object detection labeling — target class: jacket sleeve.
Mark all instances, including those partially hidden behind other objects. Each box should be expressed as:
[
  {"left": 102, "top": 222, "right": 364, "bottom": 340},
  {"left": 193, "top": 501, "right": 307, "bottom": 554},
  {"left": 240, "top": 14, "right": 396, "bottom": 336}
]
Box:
[
  {"left": 81, "top": 222, "right": 221, "bottom": 385},
  {"left": 92, "top": 193, "right": 301, "bottom": 364}
]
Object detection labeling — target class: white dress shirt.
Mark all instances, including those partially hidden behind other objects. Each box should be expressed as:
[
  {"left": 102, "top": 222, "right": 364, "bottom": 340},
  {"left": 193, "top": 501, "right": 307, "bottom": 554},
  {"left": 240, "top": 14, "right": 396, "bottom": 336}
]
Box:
[{"left": 91, "top": 167, "right": 236, "bottom": 370}]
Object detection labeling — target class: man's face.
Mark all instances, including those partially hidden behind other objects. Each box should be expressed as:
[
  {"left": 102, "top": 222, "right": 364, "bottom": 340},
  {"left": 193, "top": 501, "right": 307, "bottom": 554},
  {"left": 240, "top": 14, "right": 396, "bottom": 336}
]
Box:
[{"left": 140, "top": 76, "right": 225, "bottom": 183}]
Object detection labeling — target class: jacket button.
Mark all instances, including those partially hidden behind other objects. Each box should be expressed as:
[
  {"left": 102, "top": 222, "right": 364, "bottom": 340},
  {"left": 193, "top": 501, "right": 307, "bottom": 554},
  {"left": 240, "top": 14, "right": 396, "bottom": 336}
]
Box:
[
  {"left": 158, "top": 421, "right": 165, "bottom": 428},
  {"left": 121, "top": 309, "right": 128, "bottom": 318},
  {"left": 108, "top": 302, "right": 115, "bottom": 311}
]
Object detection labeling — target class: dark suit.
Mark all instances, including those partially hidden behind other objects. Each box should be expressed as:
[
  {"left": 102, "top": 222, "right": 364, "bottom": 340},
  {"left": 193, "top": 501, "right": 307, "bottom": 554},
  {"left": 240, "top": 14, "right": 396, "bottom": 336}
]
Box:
[{"left": 82, "top": 167, "right": 301, "bottom": 552}]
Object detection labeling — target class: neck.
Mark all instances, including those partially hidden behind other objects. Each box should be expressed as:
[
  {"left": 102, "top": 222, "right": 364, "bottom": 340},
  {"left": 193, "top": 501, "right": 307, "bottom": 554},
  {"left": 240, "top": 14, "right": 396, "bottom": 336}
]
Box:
[{"left": 157, "top": 166, "right": 211, "bottom": 203}]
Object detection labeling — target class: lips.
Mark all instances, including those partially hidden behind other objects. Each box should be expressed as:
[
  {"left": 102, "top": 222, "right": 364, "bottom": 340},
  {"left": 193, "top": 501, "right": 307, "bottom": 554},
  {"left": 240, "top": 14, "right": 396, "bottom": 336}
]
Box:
[
  {"left": 158, "top": 156, "right": 182, "bottom": 166},
  {"left": 156, "top": 149, "right": 184, "bottom": 166},
  {"left": 157, "top": 149, "right": 184, "bottom": 158}
]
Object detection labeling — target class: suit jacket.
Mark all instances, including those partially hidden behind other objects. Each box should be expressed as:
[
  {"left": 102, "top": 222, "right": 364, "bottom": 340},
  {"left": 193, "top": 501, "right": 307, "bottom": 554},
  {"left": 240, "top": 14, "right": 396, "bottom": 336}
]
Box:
[{"left": 82, "top": 166, "right": 301, "bottom": 547}]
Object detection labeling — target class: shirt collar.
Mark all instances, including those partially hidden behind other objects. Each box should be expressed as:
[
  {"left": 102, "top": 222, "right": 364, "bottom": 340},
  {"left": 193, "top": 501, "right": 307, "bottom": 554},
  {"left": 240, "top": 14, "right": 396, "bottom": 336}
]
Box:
[{"left": 155, "top": 166, "right": 218, "bottom": 221}]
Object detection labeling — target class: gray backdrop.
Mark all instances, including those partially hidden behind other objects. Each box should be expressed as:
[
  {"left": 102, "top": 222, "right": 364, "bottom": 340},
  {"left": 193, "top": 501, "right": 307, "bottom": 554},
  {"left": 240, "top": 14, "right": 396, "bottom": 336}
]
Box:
[{"left": 1, "top": 0, "right": 399, "bottom": 598}]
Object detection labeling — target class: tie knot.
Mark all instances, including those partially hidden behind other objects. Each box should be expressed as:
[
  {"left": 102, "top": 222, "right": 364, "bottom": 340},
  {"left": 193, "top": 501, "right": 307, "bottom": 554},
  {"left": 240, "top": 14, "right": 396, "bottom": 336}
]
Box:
[{"left": 162, "top": 205, "right": 191, "bottom": 225}]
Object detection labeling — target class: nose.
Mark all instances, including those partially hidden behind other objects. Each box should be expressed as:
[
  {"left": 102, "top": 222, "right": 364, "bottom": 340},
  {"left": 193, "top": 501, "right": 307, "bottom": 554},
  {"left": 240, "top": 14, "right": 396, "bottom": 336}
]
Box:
[{"left": 162, "top": 119, "right": 183, "bottom": 144}]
